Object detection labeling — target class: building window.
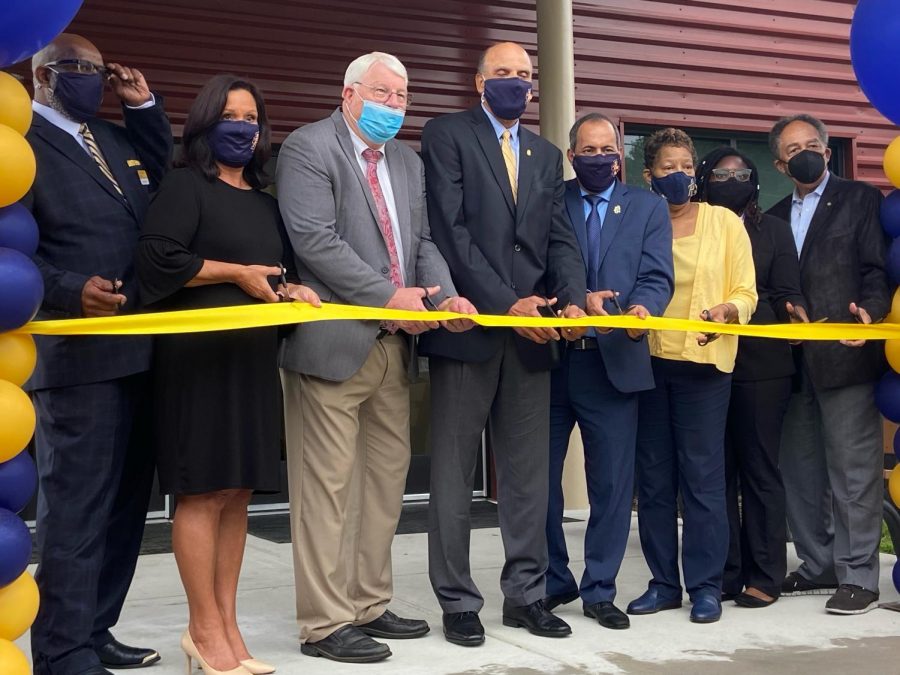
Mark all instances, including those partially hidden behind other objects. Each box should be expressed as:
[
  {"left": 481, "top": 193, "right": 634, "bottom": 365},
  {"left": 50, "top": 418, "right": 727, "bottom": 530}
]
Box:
[{"left": 622, "top": 126, "right": 847, "bottom": 211}]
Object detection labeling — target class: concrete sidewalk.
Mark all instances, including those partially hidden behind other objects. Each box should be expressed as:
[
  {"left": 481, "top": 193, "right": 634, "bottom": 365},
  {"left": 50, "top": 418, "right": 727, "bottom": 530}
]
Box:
[{"left": 17, "top": 511, "right": 900, "bottom": 674}]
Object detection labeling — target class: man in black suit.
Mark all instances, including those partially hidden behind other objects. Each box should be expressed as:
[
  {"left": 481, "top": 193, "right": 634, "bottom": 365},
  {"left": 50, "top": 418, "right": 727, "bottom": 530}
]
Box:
[
  {"left": 25, "top": 34, "right": 172, "bottom": 675},
  {"left": 419, "top": 41, "right": 587, "bottom": 646},
  {"left": 767, "top": 113, "right": 889, "bottom": 615}
]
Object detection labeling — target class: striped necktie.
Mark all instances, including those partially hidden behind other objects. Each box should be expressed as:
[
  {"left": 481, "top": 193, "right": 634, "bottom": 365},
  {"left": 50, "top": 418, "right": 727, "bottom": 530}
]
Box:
[
  {"left": 79, "top": 123, "right": 124, "bottom": 196},
  {"left": 501, "top": 129, "right": 517, "bottom": 202}
]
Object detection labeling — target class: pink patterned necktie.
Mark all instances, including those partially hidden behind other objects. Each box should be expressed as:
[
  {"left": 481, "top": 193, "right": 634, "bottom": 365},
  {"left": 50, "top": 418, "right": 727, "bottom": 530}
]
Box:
[{"left": 362, "top": 148, "right": 403, "bottom": 288}]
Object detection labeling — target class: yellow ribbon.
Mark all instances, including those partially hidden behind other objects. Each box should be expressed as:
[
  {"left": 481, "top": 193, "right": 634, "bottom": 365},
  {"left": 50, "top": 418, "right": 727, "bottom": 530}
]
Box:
[{"left": 14, "top": 302, "right": 900, "bottom": 341}]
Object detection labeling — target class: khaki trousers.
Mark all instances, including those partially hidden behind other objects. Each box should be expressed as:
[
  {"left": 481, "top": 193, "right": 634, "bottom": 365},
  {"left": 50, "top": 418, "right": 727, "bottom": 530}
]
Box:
[{"left": 282, "top": 335, "right": 411, "bottom": 642}]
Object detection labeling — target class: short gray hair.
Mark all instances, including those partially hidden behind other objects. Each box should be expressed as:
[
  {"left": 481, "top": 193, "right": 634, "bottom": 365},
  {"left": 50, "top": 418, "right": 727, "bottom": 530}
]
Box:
[
  {"left": 343, "top": 52, "right": 407, "bottom": 87},
  {"left": 769, "top": 114, "right": 829, "bottom": 158},
  {"left": 569, "top": 113, "right": 621, "bottom": 151}
]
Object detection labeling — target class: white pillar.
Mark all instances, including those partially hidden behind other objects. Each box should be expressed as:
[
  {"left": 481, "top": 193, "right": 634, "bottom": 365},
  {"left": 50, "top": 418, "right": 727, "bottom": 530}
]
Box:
[{"left": 536, "top": 0, "right": 587, "bottom": 509}]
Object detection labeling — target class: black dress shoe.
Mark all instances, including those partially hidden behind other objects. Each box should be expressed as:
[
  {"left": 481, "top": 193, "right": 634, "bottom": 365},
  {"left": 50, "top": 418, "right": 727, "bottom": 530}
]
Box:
[
  {"left": 358, "top": 608, "right": 430, "bottom": 639},
  {"left": 96, "top": 638, "right": 160, "bottom": 669},
  {"left": 443, "top": 611, "right": 485, "bottom": 647},
  {"left": 544, "top": 590, "right": 579, "bottom": 612},
  {"left": 502, "top": 599, "right": 571, "bottom": 638},
  {"left": 300, "top": 625, "right": 391, "bottom": 663},
  {"left": 583, "top": 602, "right": 630, "bottom": 629}
]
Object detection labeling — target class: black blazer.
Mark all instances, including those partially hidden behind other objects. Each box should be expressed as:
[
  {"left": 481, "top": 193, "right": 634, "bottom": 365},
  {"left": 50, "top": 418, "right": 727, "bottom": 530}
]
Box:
[
  {"left": 767, "top": 174, "right": 890, "bottom": 389},
  {"left": 733, "top": 213, "right": 805, "bottom": 382},
  {"left": 417, "top": 105, "right": 586, "bottom": 371},
  {"left": 25, "top": 99, "right": 173, "bottom": 390}
]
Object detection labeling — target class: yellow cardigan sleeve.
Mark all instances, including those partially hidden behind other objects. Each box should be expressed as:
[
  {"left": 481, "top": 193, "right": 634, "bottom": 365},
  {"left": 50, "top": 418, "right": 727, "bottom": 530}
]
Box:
[{"left": 722, "top": 210, "right": 758, "bottom": 325}]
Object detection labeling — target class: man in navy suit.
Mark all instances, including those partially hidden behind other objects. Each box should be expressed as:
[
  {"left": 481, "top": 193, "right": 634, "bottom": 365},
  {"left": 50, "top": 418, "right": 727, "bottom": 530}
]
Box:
[
  {"left": 25, "top": 34, "right": 172, "bottom": 675},
  {"left": 544, "top": 113, "right": 674, "bottom": 630}
]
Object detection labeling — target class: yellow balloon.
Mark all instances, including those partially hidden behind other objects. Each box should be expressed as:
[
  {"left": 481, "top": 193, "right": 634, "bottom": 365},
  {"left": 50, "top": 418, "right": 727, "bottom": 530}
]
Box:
[
  {"left": 0, "top": 639, "right": 29, "bottom": 675},
  {"left": 0, "top": 334, "right": 36, "bottom": 387},
  {"left": 0, "top": 572, "right": 39, "bottom": 641},
  {"left": 885, "top": 136, "right": 900, "bottom": 189},
  {"left": 0, "top": 381, "right": 35, "bottom": 463},
  {"left": 0, "top": 124, "right": 35, "bottom": 208},
  {"left": 0, "top": 73, "right": 32, "bottom": 136},
  {"left": 889, "top": 288, "right": 900, "bottom": 324},
  {"left": 890, "top": 467, "right": 900, "bottom": 509}
]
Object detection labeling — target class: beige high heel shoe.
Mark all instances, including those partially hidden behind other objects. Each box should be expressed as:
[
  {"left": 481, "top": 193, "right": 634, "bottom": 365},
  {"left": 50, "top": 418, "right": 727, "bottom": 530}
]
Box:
[
  {"left": 181, "top": 630, "right": 251, "bottom": 675},
  {"left": 240, "top": 658, "right": 275, "bottom": 674}
]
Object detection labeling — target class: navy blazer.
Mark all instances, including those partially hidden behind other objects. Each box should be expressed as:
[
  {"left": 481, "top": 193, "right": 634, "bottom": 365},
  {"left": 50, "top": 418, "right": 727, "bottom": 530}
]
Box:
[
  {"left": 418, "top": 105, "right": 586, "bottom": 371},
  {"left": 25, "top": 99, "right": 173, "bottom": 390},
  {"left": 767, "top": 175, "right": 890, "bottom": 390},
  {"left": 564, "top": 178, "right": 674, "bottom": 393}
]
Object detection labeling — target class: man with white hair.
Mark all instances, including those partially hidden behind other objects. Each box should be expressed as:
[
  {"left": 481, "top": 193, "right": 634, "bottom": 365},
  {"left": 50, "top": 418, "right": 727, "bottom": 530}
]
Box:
[{"left": 277, "top": 52, "right": 475, "bottom": 663}]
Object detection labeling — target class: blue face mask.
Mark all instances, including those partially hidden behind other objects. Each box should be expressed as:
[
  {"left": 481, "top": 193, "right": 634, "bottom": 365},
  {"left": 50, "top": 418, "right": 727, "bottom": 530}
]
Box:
[
  {"left": 482, "top": 77, "right": 532, "bottom": 121},
  {"left": 207, "top": 120, "right": 259, "bottom": 167},
  {"left": 651, "top": 171, "right": 696, "bottom": 205},
  {"left": 355, "top": 99, "right": 405, "bottom": 145}
]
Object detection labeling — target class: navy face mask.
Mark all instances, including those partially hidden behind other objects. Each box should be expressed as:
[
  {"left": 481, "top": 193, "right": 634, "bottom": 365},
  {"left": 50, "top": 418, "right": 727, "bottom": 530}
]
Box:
[
  {"left": 572, "top": 153, "right": 620, "bottom": 194},
  {"left": 482, "top": 77, "right": 532, "bottom": 120},
  {"left": 51, "top": 71, "right": 104, "bottom": 122},
  {"left": 651, "top": 171, "right": 695, "bottom": 205},
  {"left": 207, "top": 120, "right": 259, "bottom": 168}
]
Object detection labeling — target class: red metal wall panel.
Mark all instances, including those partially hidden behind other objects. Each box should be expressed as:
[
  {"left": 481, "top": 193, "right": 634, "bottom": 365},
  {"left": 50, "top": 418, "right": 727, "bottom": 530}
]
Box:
[{"left": 572, "top": 0, "right": 897, "bottom": 188}]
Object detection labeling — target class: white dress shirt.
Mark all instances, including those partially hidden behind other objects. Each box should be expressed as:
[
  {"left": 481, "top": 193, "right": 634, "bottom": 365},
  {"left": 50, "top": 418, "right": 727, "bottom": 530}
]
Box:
[{"left": 343, "top": 116, "right": 406, "bottom": 284}]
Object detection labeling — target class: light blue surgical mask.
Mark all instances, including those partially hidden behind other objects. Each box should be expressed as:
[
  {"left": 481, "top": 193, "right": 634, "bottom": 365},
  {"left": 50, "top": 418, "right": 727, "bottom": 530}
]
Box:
[{"left": 355, "top": 99, "right": 405, "bottom": 144}]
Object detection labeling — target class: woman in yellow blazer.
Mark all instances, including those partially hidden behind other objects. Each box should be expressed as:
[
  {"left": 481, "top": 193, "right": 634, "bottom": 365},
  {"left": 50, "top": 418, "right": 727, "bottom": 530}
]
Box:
[{"left": 626, "top": 128, "right": 757, "bottom": 625}]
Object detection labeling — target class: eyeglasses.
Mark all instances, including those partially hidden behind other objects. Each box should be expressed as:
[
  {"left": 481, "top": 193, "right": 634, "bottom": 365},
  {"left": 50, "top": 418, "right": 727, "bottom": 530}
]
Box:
[
  {"left": 710, "top": 168, "right": 752, "bottom": 182},
  {"left": 45, "top": 59, "right": 109, "bottom": 77},
  {"left": 354, "top": 81, "right": 411, "bottom": 107}
]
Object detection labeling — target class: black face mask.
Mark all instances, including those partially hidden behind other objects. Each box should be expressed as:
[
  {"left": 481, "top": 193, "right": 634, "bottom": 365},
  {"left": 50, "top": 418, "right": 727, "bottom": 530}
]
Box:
[
  {"left": 786, "top": 149, "right": 826, "bottom": 185},
  {"left": 51, "top": 71, "right": 104, "bottom": 122},
  {"left": 706, "top": 179, "right": 756, "bottom": 215}
]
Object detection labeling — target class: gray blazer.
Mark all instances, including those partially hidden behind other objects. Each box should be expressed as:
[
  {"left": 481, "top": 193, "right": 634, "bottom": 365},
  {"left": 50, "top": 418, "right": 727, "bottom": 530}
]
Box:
[{"left": 276, "top": 108, "right": 456, "bottom": 382}]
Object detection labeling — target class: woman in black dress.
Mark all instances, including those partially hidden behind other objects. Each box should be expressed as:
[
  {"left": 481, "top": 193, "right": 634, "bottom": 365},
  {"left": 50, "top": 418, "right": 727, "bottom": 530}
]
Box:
[
  {"left": 695, "top": 147, "right": 807, "bottom": 609},
  {"left": 137, "top": 75, "right": 318, "bottom": 675}
]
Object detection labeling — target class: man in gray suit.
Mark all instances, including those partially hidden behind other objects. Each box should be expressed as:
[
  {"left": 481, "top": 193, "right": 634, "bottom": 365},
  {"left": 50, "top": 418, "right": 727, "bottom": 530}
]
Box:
[{"left": 277, "top": 51, "right": 476, "bottom": 664}]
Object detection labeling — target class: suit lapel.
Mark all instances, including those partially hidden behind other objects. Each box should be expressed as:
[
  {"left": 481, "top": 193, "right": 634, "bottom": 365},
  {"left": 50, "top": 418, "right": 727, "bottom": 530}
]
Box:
[
  {"left": 31, "top": 115, "right": 127, "bottom": 206},
  {"left": 469, "top": 107, "right": 516, "bottom": 216},
  {"left": 330, "top": 109, "right": 380, "bottom": 226},
  {"left": 597, "top": 181, "right": 631, "bottom": 269},
  {"left": 515, "top": 128, "right": 535, "bottom": 224},
  {"left": 564, "top": 179, "right": 588, "bottom": 269},
  {"left": 384, "top": 139, "right": 411, "bottom": 271},
  {"left": 799, "top": 176, "right": 841, "bottom": 265}
]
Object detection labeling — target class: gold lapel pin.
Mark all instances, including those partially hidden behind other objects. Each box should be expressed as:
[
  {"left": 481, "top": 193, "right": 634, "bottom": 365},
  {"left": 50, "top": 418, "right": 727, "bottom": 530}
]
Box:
[
  {"left": 526, "top": 148, "right": 532, "bottom": 156},
  {"left": 613, "top": 204, "right": 621, "bottom": 214}
]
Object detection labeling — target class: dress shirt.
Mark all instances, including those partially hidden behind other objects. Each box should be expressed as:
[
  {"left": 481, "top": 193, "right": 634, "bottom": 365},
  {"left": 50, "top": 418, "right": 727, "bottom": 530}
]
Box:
[
  {"left": 790, "top": 170, "right": 830, "bottom": 256},
  {"left": 481, "top": 101, "right": 520, "bottom": 179},
  {"left": 580, "top": 181, "right": 615, "bottom": 228},
  {"left": 32, "top": 96, "right": 156, "bottom": 155},
  {"left": 343, "top": 116, "right": 406, "bottom": 284}
]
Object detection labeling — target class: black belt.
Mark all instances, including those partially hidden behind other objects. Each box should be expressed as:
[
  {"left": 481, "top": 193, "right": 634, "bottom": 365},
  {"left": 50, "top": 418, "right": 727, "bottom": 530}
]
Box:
[{"left": 568, "top": 337, "right": 599, "bottom": 351}]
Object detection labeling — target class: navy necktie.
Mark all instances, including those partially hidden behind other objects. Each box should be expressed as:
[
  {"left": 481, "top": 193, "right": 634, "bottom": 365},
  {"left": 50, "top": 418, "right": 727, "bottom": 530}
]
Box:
[{"left": 584, "top": 194, "right": 604, "bottom": 290}]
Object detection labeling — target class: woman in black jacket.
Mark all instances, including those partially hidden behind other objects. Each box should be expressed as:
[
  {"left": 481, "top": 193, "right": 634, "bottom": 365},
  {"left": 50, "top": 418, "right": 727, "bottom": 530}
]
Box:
[{"left": 695, "top": 147, "right": 807, "bottom": 608}]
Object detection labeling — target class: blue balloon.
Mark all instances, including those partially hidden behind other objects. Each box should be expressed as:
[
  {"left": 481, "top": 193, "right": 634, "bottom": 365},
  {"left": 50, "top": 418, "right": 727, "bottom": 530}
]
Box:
[
  {"left": 851, "top": 0, "right": 900, "bottom": 125},
  {"left": 0, "top": 507, "right": 30, "bottom": 588},
  {"left": 0, "top": 451, "right": 36, "bottom": 514},
  {"left": 894, "top": 559, "right": 900, "bottom": 595},
  {"left": 0, "top": 0, "right": 85, "bottom": 68},
  {"left": 0, "top": 247, "right": 43, "bottom": 332},
  {"left": 882, "top": 191, "right": 900, "bottom": 239},
  {"left": 876, "top": 371, "right": 900, "bottom": 423},
  {"left": 887, "top": 238, "right": 900, "bottom": 287},
  {"left": 0, "top": 203, "right": 39, "bottom": 256}
]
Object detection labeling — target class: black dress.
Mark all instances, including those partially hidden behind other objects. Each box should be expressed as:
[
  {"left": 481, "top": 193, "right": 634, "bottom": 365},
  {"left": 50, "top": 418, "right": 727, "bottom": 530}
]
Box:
[{"left": 137, "top": 167, "right": 286, "bottom": 495}]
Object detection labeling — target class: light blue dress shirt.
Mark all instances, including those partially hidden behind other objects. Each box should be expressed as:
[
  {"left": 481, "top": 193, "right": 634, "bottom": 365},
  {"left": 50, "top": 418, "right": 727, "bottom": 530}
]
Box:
[
  {"left": 481, "top": 101, "right": 520, "bottom": 179},
  {"left": 790, "top": 170, "right": 830, "bottom": 256},
  {"left": 580, "top": 181, "right": 616, "bottom": 226},
  {"left": 32, "top": 97, "right": 156, "bottom": 155}
]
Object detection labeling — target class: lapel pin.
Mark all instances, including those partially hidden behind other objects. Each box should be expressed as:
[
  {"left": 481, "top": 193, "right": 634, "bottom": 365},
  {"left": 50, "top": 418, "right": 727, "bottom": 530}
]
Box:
[
  {"left": 826, "top": 201, "right": 832, "bottom": 206},
  {"left": 613, "top": 204, "right": 621, "bottom": 214},
  {"left": 526, "top": 148, "right": 532, "bottom": 156}
]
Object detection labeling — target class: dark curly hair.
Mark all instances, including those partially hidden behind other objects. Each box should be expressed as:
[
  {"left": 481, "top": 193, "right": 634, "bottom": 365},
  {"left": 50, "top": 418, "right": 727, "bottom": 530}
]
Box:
[
  {"left": 177, "top": 74, "right": 272, "bottom": 189},
  {"left": 643, "top": 127, "right": 696, "bottom": 169}
]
